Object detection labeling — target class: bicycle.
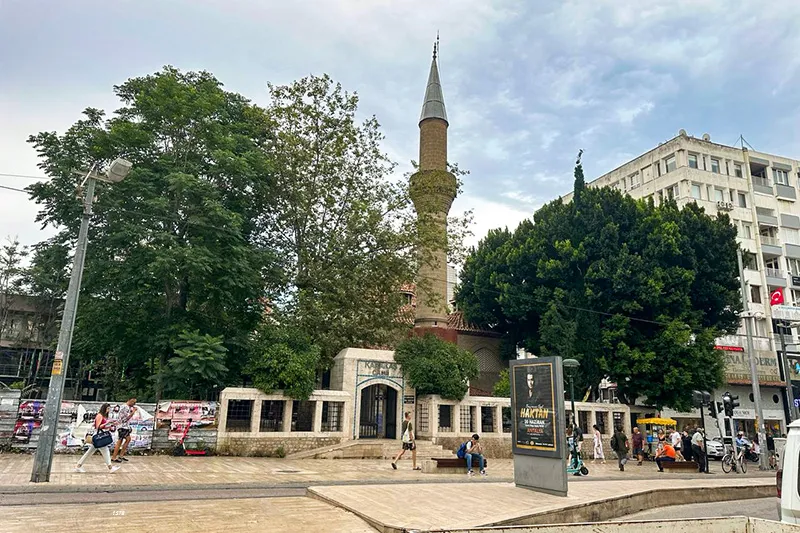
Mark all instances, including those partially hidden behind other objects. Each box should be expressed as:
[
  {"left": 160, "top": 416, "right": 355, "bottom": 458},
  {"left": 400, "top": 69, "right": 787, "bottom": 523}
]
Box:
[{"left": 721, "top": 447, "right": 747, "bottom": 474}]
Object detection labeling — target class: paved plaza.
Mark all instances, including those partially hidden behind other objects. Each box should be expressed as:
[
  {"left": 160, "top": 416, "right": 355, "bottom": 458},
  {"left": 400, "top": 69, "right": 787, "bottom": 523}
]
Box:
[{"left": 0, "top": 454, "right": 778, "bottom": 532}]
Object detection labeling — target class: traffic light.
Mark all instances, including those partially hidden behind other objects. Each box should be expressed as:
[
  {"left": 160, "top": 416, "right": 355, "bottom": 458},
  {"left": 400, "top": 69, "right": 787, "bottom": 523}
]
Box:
[
  {"left": 710, "top": 400, "right": 722, "bottom": 418},
  {"left": 722, "top": 392, "right": 733, "bottom": 417},
  {"left": 730, "top": 394, "right": 740, "bottom": 413}
]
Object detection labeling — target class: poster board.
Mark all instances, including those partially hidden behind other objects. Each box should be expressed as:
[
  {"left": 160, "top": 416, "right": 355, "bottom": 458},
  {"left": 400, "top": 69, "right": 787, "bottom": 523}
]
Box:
[
  {"left": 510, "top": 357, "right": 567, "bottom": 496},
  {"left": 56, "top": 402, "right": 154, "bottom": 451},
  {"left": 156, "top": 401, "right": 217, "bottom": 440}
]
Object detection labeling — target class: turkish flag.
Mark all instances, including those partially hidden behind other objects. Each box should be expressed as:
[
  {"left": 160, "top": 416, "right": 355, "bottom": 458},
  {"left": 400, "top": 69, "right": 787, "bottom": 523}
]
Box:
[{"left": 770, "top": 288, "right": 784, "bottom": 306}]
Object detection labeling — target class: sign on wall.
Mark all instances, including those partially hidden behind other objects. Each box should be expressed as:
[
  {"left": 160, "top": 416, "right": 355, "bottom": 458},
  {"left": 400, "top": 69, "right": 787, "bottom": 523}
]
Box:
[
  {"left": 715, "top": 345, "right": 782, "bottom": 384},
  {"left": 156, "top": 401, "right": 217, "bottom": 440},
  {"left": 511, "top": 359, "right": 560, "bottom": 458}
]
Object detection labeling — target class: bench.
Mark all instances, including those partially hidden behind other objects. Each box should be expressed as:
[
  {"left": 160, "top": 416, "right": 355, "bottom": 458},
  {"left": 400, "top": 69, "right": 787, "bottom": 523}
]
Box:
[
  {"left": 423, "top": 457, "right": 489, "bottom": 474},
  {"left": 662, "top": 461, "right": 699, "bottom": 472}
]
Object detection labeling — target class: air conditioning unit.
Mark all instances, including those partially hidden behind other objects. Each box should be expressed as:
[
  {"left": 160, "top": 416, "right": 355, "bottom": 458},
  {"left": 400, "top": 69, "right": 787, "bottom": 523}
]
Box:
[{"left": 716, "top": 201, "right": 734, "bottom": 211}]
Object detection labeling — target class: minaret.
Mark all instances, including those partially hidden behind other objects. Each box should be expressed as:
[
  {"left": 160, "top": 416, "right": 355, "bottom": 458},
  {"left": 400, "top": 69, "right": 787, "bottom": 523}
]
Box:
[{"left": 409, "top": 41, "right": 458, "bottom": 330}]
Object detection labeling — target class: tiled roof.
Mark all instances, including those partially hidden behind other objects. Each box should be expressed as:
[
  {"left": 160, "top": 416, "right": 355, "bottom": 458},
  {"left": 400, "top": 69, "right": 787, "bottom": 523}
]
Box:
[{"left": 447, "top": 310, "right": 497, "bottom": 335}]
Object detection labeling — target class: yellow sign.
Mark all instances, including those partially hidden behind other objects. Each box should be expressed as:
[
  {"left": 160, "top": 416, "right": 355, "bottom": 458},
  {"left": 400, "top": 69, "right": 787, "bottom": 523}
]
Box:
[{"left": 51, "top": 359, "right": 63, "bottom": 375}]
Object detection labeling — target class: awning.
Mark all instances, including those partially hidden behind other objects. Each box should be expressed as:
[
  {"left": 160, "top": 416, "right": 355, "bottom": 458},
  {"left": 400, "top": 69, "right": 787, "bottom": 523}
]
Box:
[{"left": 636, "top": 417, "right": 677, "bottom": 426}]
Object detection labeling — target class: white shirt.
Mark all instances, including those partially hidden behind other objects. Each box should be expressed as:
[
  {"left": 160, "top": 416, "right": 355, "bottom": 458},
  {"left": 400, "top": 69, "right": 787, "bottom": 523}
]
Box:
[{"left": 671, "top": 431, "right": 681, "bottom": 447}]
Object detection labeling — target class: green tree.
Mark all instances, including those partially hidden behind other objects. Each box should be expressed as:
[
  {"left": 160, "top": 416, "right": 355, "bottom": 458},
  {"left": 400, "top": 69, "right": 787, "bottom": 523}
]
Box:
[
  {"left": 456, "top": 156, "right": 741, "bottom": 410},
  {"left": 163, "top": 330, "right": 228, "bottom": 400},
  {"left": 492, "top": 368, "right": 510, "bottom": 398},
  {"left": 247, "top": 322, "right": 321, "bottom": 400},
  {"left": 394, "top": 334, "right": 479, "bottom": 400},
  {"left": 25, "top": 67, "right": 273, "bottom": 399}
]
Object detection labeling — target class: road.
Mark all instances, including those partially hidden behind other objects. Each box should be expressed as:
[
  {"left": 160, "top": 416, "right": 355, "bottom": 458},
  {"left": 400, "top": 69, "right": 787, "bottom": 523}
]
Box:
[{"left": 617, "top": 497, "right": 778, "bottom": 521}]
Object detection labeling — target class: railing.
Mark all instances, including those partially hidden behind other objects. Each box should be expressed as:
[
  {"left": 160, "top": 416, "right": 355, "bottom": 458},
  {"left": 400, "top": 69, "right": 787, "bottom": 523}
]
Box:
[
  {"left": 761, "top": 236, "right": 781, "bottom": 247},
  {"left": 753, "top": 176, "right": 772, "bottom": 188},
  {"left": 765, "top": 268, "right": 784, "bottom": 278}
]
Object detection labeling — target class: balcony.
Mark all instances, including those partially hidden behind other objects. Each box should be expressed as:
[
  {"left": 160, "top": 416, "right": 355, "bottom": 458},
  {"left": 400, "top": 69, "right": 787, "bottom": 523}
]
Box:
[
  {"left": 760, "top": 235, "right": 783, "bottom": 257},
  {"left": 766, "top": 267, "right": 787, "bottom": 287},
  {"left": 761, "top": 236, "right": 781, "bottom": 247},
  {"left": 753, "top": 176, "right": 773, "bottom": 195}
]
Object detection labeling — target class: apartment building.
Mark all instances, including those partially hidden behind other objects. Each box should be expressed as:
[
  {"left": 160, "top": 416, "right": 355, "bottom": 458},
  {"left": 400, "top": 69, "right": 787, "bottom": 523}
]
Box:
[{"left": 563, "top": 130, "right": 800, "bottom": 438}]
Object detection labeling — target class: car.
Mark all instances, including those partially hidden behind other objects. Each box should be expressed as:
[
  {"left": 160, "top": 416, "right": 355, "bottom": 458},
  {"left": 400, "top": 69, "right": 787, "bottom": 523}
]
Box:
[
  {"left": 704, "top": 438, "right": 725, "bottom": 459},
  {"left": 779, "top": 420, "right": 800, "bottom": 523}
]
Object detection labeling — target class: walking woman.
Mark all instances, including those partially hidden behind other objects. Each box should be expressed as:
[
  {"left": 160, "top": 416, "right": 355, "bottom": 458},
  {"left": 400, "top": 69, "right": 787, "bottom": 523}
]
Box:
[
  {"left": 592, "top": 424, "right": 605, "bottom": 464},
  {"left": 75, "top": 403, "right": 121, "bottom": 473}
]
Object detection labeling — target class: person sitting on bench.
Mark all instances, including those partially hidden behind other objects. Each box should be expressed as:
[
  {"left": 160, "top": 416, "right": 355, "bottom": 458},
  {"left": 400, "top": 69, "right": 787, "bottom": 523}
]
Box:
[
  {"left": 655, "top": 441, "right": 677, "bottom": 472},
  {"left": 464, "top": 434, "right": 486, "bottom": 477}
]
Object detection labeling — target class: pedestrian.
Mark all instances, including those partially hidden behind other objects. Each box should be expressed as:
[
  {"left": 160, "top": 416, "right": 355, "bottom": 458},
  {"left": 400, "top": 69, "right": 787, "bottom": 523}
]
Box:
[
  {"left": 681, "top": 430, "right": 693, "bottom": 462},
  {"left": 111, "top": 398, "right": 137, "bottom": 463},
  {"left": 632, "top": 427, "right": 644, "bottom": 465},
  {"left": 669, "top": 428, "right": 683, "bottom": 460},
  {"left": 74, "top": 403, "right": 120, "bottom": 473},
  {"left": 610, "top": 425, "right": 629, "bottom": 472},
  {"left": 592, "top": 424, "right": 605, "bottom": 464},
  {"left": 655, "top": 441, "right": 677, "bottom": 472},
  {"left": 691, "top": 426, "right": 707, "bottom": 473},
  {"left": 463, "top": 433, "right": 486, "bottom": 477},
  {"left": 391, "top": 412, "right": 420, "bottom": 471}
]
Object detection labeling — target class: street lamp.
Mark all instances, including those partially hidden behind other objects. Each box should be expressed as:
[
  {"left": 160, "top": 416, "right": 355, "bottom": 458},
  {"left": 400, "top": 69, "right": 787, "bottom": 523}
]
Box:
[
  {"left": 563, "top": 359, "right": 580, "bottom": 434},
  {"left": 30, "top": 158, "right": 133, "bottom": 483}
]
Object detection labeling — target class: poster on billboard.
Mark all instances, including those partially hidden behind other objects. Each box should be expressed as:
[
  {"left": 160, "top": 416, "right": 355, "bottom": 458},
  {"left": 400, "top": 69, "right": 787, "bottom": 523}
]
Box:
[
  {"left": 510, "top": 359, "right": 562, "bottom": 458},
  {"left": 56, "top": 402, "right": 155, "bottom": 451},
  {"left": 156, "top": 401, "right": 217, "bottom": 440},
  {"left": 13, "top": 400, "right": 45, "bottom": 444}
]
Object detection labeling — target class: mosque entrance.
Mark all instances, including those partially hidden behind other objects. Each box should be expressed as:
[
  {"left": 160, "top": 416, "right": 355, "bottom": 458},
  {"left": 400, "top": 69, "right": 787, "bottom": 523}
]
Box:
[{"left": 358, "top": 384, "right": 398, "bottom": 439}]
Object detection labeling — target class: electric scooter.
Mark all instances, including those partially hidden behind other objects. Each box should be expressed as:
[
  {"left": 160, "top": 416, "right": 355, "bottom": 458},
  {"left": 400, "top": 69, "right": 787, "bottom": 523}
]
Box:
[{"left": 172, "top": 419, "right": 208, "bottom": 456}]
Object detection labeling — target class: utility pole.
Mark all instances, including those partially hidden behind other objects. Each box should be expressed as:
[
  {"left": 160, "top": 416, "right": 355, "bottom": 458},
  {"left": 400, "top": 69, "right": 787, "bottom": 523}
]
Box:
[
  {"left": 736, "top": 248, "right": 769, "bottom": 470},
  {"left": 30, "top": 160, "right": 132, "bottom": 483}
]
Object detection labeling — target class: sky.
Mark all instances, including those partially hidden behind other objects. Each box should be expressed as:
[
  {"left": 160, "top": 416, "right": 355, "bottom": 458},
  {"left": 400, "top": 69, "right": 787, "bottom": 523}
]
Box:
[{"left": 2, "top": 0, "right": 800, "bottom": 254}]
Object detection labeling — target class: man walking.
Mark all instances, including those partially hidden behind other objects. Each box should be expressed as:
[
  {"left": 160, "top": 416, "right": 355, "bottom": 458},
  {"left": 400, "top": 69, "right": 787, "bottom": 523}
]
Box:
[
  {"left": 610, "top": 425, "right": 629, "bottom": 472},
  {"left": 391, "top": 412, "right": 420, "bottom": 470},
  {"left": 111, "top": 398, "right": 137, "bottom": 463},
  {"left": 691, "top": 426, "right": 707, "bottom": 473},
  {"left": 632, "top": 427, "right": 644, "bottom": 465}
]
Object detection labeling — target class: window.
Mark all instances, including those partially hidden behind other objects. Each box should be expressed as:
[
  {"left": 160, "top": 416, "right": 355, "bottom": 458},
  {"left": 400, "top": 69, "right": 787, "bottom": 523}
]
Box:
[
  {"left": 226, "top": 400, "right": 253, "bottom": 432},
  {"left": 259, "top": 400, "right": 284, "bottom": 432},
  {"left": 726, "top": 161, "right": 730, "bottom": 175},
  {"left": 481, "top": 406, "right": 495, "bottom": 433},
  {"left": 785, "top": 228, "right": 800, "bottom": 245},
  {"left": 711, "top": 158, "right": 720, "bottom": 173},
  {"left": 501, "top": 407, "right": 512, "bottom": 433},
  {"left": 765, "top": 256, "right": 781, "bottom": 270},
  {"left": 596, "top": 411, "right": 608, "bottom": 434},
  {"left": 629, "top": 173, "right": 640, "bottom": 188},
  {"left": 665, "top": 155, "right": 677, "bottom": 173},
  {"left": 321, "top": 401, "right": 344, "bottom": 432},
  {"left": 788, "top": 258, "right": 800, "bottom": 276},
  {"left": 740, "top": 223, "right": 752, "bottom": 239},
  {"left": 656, "top": 161, "right": 661, "bottom": 177},
  {"left": 691, "top": 184, "right": 701, "bottom": 199},
  {"left": 460, "top": 405, "right": 475, "bottom": 433},
  {"left": 774, "top": 168, "right": 789, "bottom": 186},
  {"left": 751, "top": 285, "right": 762, "bottom": 304},
  {"left": 688, "top": 154, "right": 698, "bottom": 169},
  {"left": 738, "top": 192, "right": 747, "bottom": 208},
  {"left": 666, "top": 185, "right": 677, "bottom": 200},
  {"left": 792, "top": 289, "right": 800, "bottom": 306},
  {"left": 438, "top": 405, "right": 453, "bottom": 432},
  {"left": 714, "top": 188, "right": 724, "bottom": 202},
  {"left": 735, "top": 163, "right": 743, "bottom": 178},
  {"left": 291, "top": 400, "right": 315, "bottom": 432}
]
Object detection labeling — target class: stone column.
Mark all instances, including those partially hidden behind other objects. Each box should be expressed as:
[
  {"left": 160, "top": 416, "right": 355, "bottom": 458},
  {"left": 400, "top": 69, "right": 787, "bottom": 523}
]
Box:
[
  {"left": 283, "top": 399, "right": 293, "bottom": 433},
  {"left": 250, "top": 399, "right": 262, "bottom": 434},
  {"left": 313, "top": 400, "right": 324, "bottom": 433},
  {"left": 453, "top": 403, "right": 461, "bottom": 435},
  {"left": 472, "top": 404, "right": 480, "bottom": 435},
  {"left": 496, "top": 404, "right": 504, "bottom": 435}
]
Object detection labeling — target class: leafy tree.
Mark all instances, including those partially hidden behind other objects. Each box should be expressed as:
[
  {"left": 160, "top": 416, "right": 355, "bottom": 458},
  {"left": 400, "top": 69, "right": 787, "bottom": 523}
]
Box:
[
  {"left": 163, "top": 330, "right": 228, "bottom": 400},
  {"left": 247, "top": 322, "right": 321, "bottom": 400},
  {"left": 492, "top": 368, "right": 510, "bottom": 398},
  {"left": 0, "top": 237, "right": 28, "bottom": 342},
  {"left": 456, "top": 155, "right": 741, "bottom": 410},
  {"left": 393, "top": 334, "right": 479, "bottom": 400},
  {"left": 25, "top": 67, "right": 273, "bottom": 399}
]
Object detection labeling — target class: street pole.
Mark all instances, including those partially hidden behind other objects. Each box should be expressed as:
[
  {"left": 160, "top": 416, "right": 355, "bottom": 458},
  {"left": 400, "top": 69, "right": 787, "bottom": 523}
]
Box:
[
  {"left": 778, "top": 323, "right": 799, "bottom": 422},
  {"left": 736, "top": 248, "right": 769, "bottom": 470},
  {"left": 30, "top": 173, "right": 96, "bottom": 483}
]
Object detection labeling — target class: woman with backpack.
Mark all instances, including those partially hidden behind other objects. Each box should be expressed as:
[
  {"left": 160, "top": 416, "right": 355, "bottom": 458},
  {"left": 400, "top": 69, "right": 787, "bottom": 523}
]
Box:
[{"left": 74, "top": 403, "right": 121, "bottom": 473}]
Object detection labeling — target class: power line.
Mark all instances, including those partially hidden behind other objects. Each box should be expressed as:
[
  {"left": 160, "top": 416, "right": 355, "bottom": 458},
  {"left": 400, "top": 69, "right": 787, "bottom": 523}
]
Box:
[
  {"left": 0, "top": 184, "right": 28, "bottom": 193},
  {"left": 0, "top": 172, "right": 49, "bottom": 180}
]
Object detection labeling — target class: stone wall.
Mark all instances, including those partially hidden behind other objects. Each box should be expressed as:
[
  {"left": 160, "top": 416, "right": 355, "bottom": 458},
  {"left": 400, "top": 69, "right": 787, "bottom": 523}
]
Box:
[
  {"left": 432, "top": 435, "right": 513, "bottom": 459},
  {"left": 216, "top": 436, "right": 342, "bottom": 457}
]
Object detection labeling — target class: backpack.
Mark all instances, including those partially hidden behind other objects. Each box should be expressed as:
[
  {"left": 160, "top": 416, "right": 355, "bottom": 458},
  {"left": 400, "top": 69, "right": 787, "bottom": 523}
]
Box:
[
  {"left": 610, "top": 433, "right": 619, "bottom": 451},
  {"left": 456, "top": 441, "right": 468, "bottom": 459}
]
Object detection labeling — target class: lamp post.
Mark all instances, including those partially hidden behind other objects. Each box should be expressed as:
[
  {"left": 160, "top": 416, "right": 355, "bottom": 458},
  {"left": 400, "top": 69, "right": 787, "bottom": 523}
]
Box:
[
  {"left": 30, "top": 158, "right": 133, "bottom": 483},
  {"left": 563, "top": 359, "right": 580, "bottom": 435}
]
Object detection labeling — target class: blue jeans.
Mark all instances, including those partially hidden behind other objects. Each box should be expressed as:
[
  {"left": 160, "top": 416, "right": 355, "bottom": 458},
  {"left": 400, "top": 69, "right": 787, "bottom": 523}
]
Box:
[{"left": 465, "top": 453, "right": 485, "bottom": 472}]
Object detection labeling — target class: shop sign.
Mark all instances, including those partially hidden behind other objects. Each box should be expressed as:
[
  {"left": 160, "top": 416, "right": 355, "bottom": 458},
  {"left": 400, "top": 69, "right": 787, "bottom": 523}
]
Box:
[{"left": 715, "top": 345, "right": 781, "bottom": 383}]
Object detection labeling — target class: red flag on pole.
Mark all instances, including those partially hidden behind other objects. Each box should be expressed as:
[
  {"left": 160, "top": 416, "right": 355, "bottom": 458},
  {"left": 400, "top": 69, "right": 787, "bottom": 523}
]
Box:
[{"left": 770, "top": 288, "right": 784, "bottom": 306}]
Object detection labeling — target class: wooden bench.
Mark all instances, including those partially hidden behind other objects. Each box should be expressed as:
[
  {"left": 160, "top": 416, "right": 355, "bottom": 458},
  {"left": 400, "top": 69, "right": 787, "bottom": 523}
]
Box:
[
  {"left": 661, "top": 461, "right": 699, "bottom": 472},
  {"left": 423, "top": 457, "right": 490, "bottom": 474},
  {"left": 432, "top": 457, "right": 489, "bottom": 469}
]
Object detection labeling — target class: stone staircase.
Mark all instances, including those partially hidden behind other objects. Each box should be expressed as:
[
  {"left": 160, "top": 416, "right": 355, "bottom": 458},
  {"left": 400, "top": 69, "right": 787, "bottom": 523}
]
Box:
[{"left": 286, "top": 438, "right": 456, "bottom": 460}]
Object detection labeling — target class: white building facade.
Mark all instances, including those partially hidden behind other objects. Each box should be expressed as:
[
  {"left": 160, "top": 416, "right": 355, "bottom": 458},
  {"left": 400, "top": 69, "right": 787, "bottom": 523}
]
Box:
[{"left": 563, "top": 130, "right": 800, "bottom": 439}]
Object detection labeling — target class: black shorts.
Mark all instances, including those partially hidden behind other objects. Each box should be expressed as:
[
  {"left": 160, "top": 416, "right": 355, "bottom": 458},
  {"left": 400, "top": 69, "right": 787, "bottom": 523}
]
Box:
[
  {"left": 118, "top": 428, "right": 132, "bottom": 440},
  {"left": 402, "top": 442, "right": 416, "bottom": 451}
]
